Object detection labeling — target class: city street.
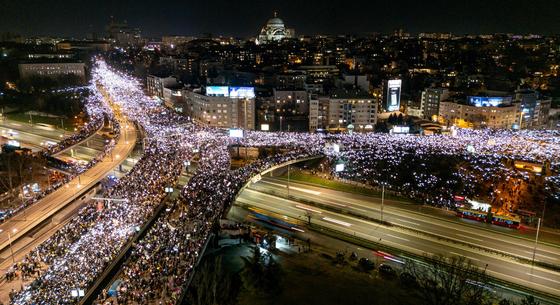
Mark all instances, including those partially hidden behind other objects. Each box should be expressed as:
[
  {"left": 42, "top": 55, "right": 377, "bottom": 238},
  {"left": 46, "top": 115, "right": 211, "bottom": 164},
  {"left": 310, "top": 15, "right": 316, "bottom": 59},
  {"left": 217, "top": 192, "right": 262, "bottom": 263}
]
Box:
[
  {"left": 0, "top": 119, "right": 64, "bottom": 152},
  {"left": 236, "top": 176, "right": 560, "bottom": 298},
  {"left": 0, "top": 117, "right": 137, "bottom": 258},
  {"left": 249, "top": 177, "right": 560, "bottom": 262}
]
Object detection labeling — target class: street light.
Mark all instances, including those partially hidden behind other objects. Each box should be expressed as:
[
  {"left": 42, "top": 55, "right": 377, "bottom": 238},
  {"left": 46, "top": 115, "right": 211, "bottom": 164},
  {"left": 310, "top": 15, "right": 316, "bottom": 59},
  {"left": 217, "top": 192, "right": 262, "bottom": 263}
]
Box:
[
  {"left": 532, "top": 217, "right": 542, "bottom": 265},
  {"left": 381, "top": 183, "right": 385, "bottom": 222},
  {"left": 0, "top": 228, "right": 18, "bottom": 263}
]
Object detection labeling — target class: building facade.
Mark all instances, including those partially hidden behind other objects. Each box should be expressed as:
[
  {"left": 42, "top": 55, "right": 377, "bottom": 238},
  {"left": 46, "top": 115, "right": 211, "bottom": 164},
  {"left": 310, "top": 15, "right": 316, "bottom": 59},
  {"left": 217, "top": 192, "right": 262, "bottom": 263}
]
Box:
[
  {"left": 146, "top": 75, "right": 179, "bottom": 99},
  {"left": 515, "top": 89, "right": 551, "bottom": 129},
  {"left": 183, "top": 88, "right": 255, "bottom": 130},
  {"left": 18, "top": 62, "right": 86, "bottom": 80},
  {"left": 420, "top": 88, "right": 449, "bottom": 120},
  {"left": 438, "top": 101, "right": 519, "bottom": 129},
  {"left": 309, "top": 90, "right": 377, "bottom": 132}
]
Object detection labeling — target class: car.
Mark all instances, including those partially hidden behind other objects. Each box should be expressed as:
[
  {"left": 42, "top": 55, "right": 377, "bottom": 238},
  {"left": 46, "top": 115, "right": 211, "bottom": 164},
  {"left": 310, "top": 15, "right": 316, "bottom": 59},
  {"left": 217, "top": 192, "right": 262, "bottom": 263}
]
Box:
[
  {"left": 358, "top": 257, "right": 375, "bottom": 272},
  {"left": 378, "top": 264, "right": 397, "bottom": 278}
]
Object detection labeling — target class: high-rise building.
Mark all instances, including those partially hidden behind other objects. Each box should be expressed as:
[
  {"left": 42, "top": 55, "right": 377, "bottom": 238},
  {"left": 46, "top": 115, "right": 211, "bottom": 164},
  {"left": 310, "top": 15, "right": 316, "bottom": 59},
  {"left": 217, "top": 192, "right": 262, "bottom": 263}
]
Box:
[
  {"left": 309, "top": 89, "right": 377, "bottom": 132},
  {"left": 183, "top": 86, "right": 255, "bottom": 130},
  {"left": 420, "top": 88, "right": 449, "bottom": 120},
  {"left": 515, "top": 89, "right": 551, "bottom": 129},
  {"left": 256, "top": 89, "right": 309, "bottom": 132},
  {"left": 106, "top": 18, "right": 142, "bottom": 46}
]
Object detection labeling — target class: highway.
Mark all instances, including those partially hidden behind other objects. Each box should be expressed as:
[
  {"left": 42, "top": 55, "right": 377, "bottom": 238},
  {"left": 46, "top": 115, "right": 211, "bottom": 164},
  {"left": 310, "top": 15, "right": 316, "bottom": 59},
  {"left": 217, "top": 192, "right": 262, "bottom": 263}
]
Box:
[
  {"left": 235, "top": 176, "right": 560, "bottom": 298},
  {"left": 0, "top": 118, "right": 137, "bottom": 257},
  {"left": 0, "top": 119, "right": 64, "bottom": 152}
]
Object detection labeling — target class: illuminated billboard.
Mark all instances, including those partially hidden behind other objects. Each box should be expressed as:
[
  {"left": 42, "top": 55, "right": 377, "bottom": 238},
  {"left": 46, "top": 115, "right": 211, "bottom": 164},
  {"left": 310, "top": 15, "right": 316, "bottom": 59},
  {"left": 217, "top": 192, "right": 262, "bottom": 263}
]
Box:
[
  {"left": 468, "top": 96, "right": 512, "bottom": 107},
  {"left": 386, "top": 79, "right": 401, "bottom": 112},
  {"left": 335, "top": 163, "right": 345, "bottom": 172},
  {"left": 391, "top": 126, "right": 410, "bottom": 134},
  {"left": 229, "top": 128, "right": 244, "bottom": 138},
  {"left": 229, "top": 87, "right": 255, "bottom": 99},
  {"left": 206, "top": 86, "right": 229, "bottom": 97}
]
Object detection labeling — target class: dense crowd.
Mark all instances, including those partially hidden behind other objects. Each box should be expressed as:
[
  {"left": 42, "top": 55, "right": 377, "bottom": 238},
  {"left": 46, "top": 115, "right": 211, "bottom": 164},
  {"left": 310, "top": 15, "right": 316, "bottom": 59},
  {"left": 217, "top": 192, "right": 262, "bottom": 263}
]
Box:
[
  {"left": 10, "top": 60, "right": 191, "bottom": 305},
  {"left": 93, "top": 143, "right": 319, "bottom": 304},
  {"left": 6, "top": 58, "right": 559, "bottom": 305}
]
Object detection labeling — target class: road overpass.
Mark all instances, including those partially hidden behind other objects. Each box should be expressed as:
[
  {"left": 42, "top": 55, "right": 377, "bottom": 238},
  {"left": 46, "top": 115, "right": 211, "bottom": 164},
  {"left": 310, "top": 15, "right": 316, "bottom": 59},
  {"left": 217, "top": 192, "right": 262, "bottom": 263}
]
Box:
[{"left": 0, "top": 116, "right": 137, "bottom": 259}]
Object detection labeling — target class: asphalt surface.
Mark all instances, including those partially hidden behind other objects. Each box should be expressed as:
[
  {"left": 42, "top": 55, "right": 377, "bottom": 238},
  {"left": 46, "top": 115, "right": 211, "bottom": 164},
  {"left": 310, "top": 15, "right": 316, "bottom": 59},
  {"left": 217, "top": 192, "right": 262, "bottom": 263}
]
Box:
[
  {"left": 0, "top": 119, "right": 137, "bottom": 258},
  {"left": 236, "top": 177, "right": 560, "bottom": 298},
  {"left": 0, "top": 119, "right": 64, "bottom": 152}
]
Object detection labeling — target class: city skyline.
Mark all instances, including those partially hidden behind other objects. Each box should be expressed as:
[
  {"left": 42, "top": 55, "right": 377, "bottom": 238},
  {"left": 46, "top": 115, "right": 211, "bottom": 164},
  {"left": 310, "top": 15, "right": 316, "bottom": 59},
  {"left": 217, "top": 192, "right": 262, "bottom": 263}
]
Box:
[{"left": 1, "top": 0, "right": 560, "bottom": 38}]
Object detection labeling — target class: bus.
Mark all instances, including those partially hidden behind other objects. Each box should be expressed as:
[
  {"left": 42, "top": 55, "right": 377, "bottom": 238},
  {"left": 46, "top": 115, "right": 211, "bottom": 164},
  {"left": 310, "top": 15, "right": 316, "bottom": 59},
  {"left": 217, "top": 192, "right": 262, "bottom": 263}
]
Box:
[
  {"left": 247, "top": 207, "right": 304, "bottom": 233},
  {"left": 456, "top": 208, "right": 487, "bottom": 222},
  {"left": 456, "top": 208, "right": 520, "bottom": 229},
  {"left": 491, "top": 214, "right": 521, "bottom": 229}
]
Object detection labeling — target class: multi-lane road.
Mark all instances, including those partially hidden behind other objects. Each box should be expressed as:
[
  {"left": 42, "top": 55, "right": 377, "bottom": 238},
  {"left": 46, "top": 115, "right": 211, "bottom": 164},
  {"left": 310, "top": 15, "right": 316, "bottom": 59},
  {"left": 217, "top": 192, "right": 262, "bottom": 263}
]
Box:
[
  {"left": 0, "top": 119, "right": 64, "bottom": 152},
  {"left": 0, "top": 118, "right": 137, "bottom": 258},
  {"left": 236, "top": 176, "right": 560, "bottom": 299}
]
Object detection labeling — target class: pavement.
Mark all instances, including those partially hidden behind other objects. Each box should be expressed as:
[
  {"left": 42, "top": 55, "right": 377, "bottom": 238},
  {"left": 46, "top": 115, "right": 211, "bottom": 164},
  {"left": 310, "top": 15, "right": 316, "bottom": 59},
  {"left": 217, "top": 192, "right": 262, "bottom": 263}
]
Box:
[{"left": 235, "top": 176, "right": 560, "bottom": 299}]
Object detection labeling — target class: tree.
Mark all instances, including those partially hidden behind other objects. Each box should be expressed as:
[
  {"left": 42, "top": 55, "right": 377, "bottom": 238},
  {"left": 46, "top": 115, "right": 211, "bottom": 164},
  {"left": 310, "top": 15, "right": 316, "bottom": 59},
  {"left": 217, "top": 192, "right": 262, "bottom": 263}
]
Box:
[
  {"left": 520, "top": 296, "right": 540, "bottom": 305},
  {"left": 240, "top": 246, "right": 265, "bottom": 295},
  {"left": 239, "top": 246, "right": 283, "bottom": 298},
  {"left": 404, "top": 255, "right": 493, "bottom": 305},
  {"left": 188, "top": 255, "right": 240, "bottom": 305}
]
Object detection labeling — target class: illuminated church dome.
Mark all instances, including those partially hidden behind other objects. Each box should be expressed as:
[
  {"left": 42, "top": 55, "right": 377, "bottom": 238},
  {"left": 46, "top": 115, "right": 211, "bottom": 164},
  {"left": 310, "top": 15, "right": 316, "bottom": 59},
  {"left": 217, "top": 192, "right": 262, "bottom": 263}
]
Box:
[{"left": 256, "top": 12, "right": 294, "bottom": 45}]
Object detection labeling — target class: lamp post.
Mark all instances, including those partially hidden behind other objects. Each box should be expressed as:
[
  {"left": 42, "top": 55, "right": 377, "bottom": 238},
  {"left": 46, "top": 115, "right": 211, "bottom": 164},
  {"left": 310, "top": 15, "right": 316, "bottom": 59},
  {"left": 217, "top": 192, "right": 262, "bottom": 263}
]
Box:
[
  {"left": 532, "top": 217, "right": 541, "bottom": 265},
  {"left": 1, "top": 228, "right": 18, "bottom": 264},
  {"left": 381, "top": 183, "right": 385, "bottom": 222},
  {"left": 287, "top": 164, "right": 290, "bottom": 196}
]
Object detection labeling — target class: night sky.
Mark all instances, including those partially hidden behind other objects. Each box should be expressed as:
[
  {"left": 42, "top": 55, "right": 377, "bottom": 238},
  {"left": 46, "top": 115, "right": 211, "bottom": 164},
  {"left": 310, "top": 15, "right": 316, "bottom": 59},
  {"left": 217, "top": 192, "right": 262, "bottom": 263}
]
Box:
[{"left": 1, "top": 0, "right": 560, "bottom": 38}]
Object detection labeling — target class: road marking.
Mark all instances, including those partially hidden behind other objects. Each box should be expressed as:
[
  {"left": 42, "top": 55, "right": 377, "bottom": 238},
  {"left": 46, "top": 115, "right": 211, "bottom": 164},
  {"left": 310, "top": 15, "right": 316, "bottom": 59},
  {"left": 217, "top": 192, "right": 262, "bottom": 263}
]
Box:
[
  {"left": 523, "top": 251, "right": 559, "bottom": 261},
  {"left": 456, "top": 234, "right": 483, "bottom": 242},
  {"left": 260, "top": 180, "right": 287, "bottom": 188},
  {"left": 260, "top": 180, "right": 321, "bottom": 195},
  {"left": 526, "top": 273, "right": 560, "bottom": 284},
  {"left": 322, "top": 217, "right": 352, "bottom": 227},
  {"left": 386, "top": 234, "right": 410, "bottom": 242},
  {"left": 290, "top": 186, "right": 321, "bottom": 195},
  {"left": 449, "top": 251, "right": 480, "bottom": 261},
  {"left": 295, "top": 204, "right": 322, "bottom": 214},
  {"left": 395, "top": 219, "right": 421, "bottom": 226}
]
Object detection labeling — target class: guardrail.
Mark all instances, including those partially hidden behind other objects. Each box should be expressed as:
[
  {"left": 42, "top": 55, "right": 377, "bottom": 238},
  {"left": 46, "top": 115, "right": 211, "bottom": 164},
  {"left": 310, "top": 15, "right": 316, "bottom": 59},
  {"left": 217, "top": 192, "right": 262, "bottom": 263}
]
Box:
[
  {"left": 233, "top": 155, "right": 324, "bottom": 204},
  {"left": 307, "top": 222, "right": 560, "bottom": 305},
  {"left": 78, "top": 198, "right": 169, "bottom": 305},
  {"left": 253, "top": 188, "right": 560, "bottom": 273}
]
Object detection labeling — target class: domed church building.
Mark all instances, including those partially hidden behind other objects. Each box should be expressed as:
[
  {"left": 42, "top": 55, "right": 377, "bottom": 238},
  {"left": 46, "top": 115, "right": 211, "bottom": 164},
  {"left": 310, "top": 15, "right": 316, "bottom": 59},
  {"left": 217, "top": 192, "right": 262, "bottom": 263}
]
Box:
[{"left": 256, "top": 12, "right": 295, "bottom": 45}]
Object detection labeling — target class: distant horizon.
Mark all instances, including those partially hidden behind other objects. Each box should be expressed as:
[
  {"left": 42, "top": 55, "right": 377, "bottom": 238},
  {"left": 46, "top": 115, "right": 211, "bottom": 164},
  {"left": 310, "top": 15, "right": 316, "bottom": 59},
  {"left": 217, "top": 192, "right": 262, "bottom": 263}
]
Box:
[
  {"left": 3, "top": 30, "right": 555, "bottom": 42},
  {"left": 1, "top": 0, "right": 560, "bottom": 39}
]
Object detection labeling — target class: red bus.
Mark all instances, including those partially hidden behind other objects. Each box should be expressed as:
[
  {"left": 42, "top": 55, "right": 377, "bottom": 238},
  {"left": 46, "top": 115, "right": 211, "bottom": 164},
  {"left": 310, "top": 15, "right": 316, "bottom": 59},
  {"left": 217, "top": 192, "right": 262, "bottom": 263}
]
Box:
[{"left": 457, "top": 208, "right": 520, "bottom": 229}]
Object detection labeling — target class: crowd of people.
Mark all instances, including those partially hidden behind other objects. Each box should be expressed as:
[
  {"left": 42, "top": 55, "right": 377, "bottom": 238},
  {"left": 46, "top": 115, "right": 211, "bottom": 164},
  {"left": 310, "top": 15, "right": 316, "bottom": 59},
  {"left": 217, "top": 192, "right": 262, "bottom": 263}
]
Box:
[
  {"left": 5, "top": 58, "right": 560, "bottom": 305},
  {"left": 0, "top": 84, "right": 120, "bottom": 224},
  {"left": 10, "top": 60, "right": 191, "bottom": 305},
  {"left": 327, "top": 129, "right": 560, "bottom": 210}
]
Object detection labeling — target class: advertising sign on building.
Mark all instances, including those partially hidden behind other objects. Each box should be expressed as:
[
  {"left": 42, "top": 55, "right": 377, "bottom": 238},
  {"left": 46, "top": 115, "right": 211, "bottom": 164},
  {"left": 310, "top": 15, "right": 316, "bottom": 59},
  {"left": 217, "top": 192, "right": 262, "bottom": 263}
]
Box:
[{"left": 386, "top": 79, "right": 402, "bottom": 111}]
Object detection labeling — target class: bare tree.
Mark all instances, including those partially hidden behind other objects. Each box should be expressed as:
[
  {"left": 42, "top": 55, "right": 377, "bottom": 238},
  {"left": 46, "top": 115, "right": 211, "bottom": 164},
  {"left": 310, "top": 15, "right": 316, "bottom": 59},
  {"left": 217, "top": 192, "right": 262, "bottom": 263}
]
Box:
[{"left": 404, "top": 254, "right": 493, "bottom": 305}]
